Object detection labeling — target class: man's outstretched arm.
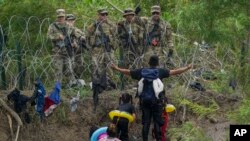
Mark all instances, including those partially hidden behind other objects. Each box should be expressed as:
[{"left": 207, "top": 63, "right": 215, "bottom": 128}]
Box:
[
  {"left": 169, "top": 64, "right": 192, "bottom": 76},
  {"left": 111, "top": 64, "right": 131, "bottom": 76}
]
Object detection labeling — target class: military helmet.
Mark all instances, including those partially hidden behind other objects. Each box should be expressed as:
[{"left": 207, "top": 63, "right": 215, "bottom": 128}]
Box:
[
  {"left": 123, "top": 8, "right": 135, "bottom": 17},
  {"left": 66, "top": 14, "right": 76, "bottom": 20},
  {"left": 151, "top": 5, "right": 161, "bottom": 13},
  {"left": 56, "top": 9, "right": 65, "bottom": 17}
]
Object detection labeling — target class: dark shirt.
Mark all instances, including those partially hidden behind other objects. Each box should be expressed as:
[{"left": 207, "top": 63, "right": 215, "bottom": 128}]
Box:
[
  {"left": 118, "top": 103, "right": 135, "bottom": 115},
  {"left": 130, "top": 68, "right": 170, "bottom": 81}
]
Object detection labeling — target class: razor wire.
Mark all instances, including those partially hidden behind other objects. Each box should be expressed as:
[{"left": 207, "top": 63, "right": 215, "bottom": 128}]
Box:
[{"left": 0, "top": 15, "right": 227, "bottom": 90}]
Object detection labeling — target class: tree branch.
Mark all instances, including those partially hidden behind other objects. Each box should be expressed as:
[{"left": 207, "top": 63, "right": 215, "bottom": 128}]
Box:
[
  {"left": 0, "top": 98, "right": 23, "bottom": 126},
  {"left": 7, "top": 114, "right": 14, "bottom": 141},
  {"left": 105, "top": 0, "right": 123, "bottom": 13}
]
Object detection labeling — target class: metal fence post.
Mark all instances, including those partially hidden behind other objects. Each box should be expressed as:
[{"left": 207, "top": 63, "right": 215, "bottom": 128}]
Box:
[
  {"left": 16, "top": 42, "right": 25, "bottom": 90},
  {"left": 0, "top": 25, "right": 6, "bottom": 90},
  {"left": 119, "top": 45, "right": 124, "bottom": 90}
]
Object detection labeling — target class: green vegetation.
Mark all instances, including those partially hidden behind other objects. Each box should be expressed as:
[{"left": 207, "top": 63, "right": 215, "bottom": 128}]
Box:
[
  {"left": 171, "top": 85, "right": 219, "bottom": 119},
  {"left": 168, "top": 122, "right": 212, "bottom": 141},
  {"left": 181, "top": 99, "right": 219, "bottom": 119},
  {"left": 228, "top": 99, "right": 250, "bottom": 124},
  {"left": 0, "top": 0, "right": 249, "bottom": 90}
]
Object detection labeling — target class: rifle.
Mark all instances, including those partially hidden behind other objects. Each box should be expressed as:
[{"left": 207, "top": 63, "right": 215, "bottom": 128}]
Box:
[
  {"left": 146, "top": 23, "right": 161, "bottom": 46},
  {"left": 53, "top": 23, "right": 74, "bottom": 57},
  {"left": 94, "top": 22, "right": 112, "bottom": 52},
  {"left": 78, "top": 38, "right": 90, "bottom": 51},
  {"left": 120, "top": 24, "right": 138, "bottom": 55}
]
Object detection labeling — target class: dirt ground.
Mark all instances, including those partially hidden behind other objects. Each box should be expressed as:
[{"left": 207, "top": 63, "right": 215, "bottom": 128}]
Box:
[
  {"left": 0, "top": 89, "right": 241, "bottom": 141},
  {"left": 0, "top": 90, "right": 143, "bottom": 141}
]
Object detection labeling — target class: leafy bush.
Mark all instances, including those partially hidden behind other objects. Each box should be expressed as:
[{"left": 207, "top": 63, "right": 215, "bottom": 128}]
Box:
[
  {"left": 168, "top": 121, "right": 212, "bottom": 141},
  {"left": 181, "top": 99, "right": 219, "bottom": 119},
  {"left": 228, "top": 99, "right": 250, "bottom": 124}
]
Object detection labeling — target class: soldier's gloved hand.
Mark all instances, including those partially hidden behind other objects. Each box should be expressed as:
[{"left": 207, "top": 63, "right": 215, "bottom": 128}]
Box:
[
  {"left": 95, "top": 30, "right": 101, "bottom": 36},
  {"left": 135, "top": 4, "right": 141, "bottom": 15},
  {"left": 59, "top": 34, "right": 64, "bottom": 40},
  {"left": 166, "top": 49, "right": 175, "bottom": 68},
  {"left": 80, "top": 36, "right": 86, "bottom": 41},
  {"left": 72, "top": 42, "right": 78, "bottom": 49},
  {"left": 167, "top": 49, "right": 174, "bottom": 58}
]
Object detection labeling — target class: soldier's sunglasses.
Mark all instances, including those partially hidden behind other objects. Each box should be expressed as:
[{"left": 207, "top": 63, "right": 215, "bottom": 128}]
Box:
[
  {"left": 152, "top": 12, "right": 160, "bottom": 15},
  {"left": 100, "top": 13, "right": 108, "bottom": 16}
]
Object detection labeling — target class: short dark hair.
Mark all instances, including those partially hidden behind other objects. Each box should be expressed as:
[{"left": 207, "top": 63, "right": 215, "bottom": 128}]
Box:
[
  {"left": 148, "top": 55, "right": 159, "bottom": 67},
  {"left": 119, "top": 93, "right": 133, "bottom": 104},
  {"left": 107, "top": 123, "right": 117, "bottom": 137}
]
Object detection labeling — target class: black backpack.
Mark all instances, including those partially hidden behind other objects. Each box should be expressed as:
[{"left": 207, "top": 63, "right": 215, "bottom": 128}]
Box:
[{"left": 139, "top": 68, "right": 159, "bottom": 105}]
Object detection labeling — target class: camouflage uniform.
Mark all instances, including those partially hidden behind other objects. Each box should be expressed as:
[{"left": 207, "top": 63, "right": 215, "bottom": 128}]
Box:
[
  {"left": 117, "top": 8, "right": 145, "bottom": 69},
  {"left": 138, "top": 6, "right": 174, "bottom": 68},
  {"left": 117, "top": 8, "right": 145, "bottom": 90},
  {"left": 47, "top": 9, "right": 76, "bottom": 86},
  {"left": 87, "top": 8, "right": 116, "bottom": 110},
  {"left": 66, "top": 14, "right": 87, "bottom": 79}
]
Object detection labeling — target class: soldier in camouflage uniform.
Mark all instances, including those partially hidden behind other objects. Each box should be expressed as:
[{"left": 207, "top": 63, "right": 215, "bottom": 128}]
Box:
[
  {"left": 66, "top": 14, "right": 87, "bottom": 79},
  {"left": 139, "top": 5, "right": 174, "bottom": 68},
  {"left": 117, "top": 8, "right": 145, "bottom": 69},
  {"left": 87, "top": 8, "right": 116, "bottom": 111},
  {"left": 47, "top": 9, "right": 76, "bottom": 87},
  {"left": 117, "top": 8, "right": 145, "bottom": 90}
]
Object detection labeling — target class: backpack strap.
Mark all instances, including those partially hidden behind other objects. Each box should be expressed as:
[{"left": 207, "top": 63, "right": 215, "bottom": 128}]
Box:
[
  {"left": 137, "top": 78, "right": 144, "bottom": 95},
  {"left": 139, "top": 68, "right": 164, "bottom": 99},
  {"left": 53, "top": 22, "right": 67, "bottom": 36},
  {"left": 153, "top": 78, "right": 164, "bottom": 99}
]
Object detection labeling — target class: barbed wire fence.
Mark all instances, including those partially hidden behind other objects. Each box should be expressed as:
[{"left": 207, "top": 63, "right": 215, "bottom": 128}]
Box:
[{"left": 0, "top": 16, "right": 230, "bottom": 91}]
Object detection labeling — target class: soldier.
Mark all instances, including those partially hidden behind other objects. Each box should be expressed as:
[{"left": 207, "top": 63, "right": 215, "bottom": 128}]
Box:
[
  {"left": 138, "top": 5, "right": 174, "bottom": 68},
  {"left": 66, "top": 14, "right": 87, "bottom": 79},
  {"left": 87, "top": 8, "right": 116, "bottom": 111},
  {"left": 117, "top": 8, "right": 145, "bottom": 90},
  {"left": 47, "top": 9, "right": 76, "bottom": 87},
  {"left": 117, "top": 8, "right": 145, "bottom": 69}
]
